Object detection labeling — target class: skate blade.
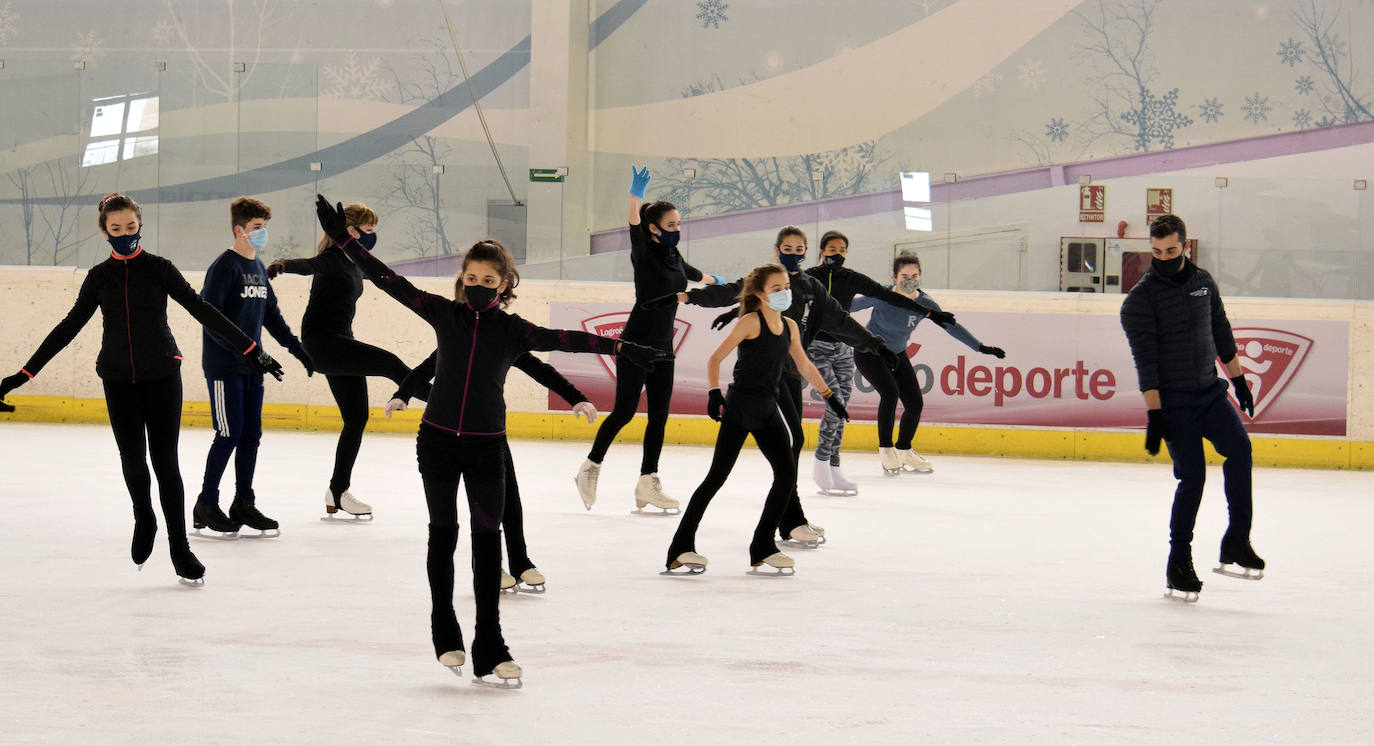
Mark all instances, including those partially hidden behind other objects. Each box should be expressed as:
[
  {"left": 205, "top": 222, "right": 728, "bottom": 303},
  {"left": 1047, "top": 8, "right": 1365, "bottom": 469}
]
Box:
[
  {"left": 178, "top": 576, "right": 205, "bottom": 588},
  {"left": 582, "top": 502, "right": 593, "bottom": 512},
  {"left": 190, "top": 528, "right": 240, "bottom": 541},
  {"left": 816, "top": 489, "right": 859, "bottom": 497},
  {"left": 660, "top": 565, "right": 706, "bottom": 576},
  {"left": 500, "top": 585, "right": 518, "bottom": 595},
  {"left": 320, "top": 513, "right": 373, "bottom": 523},
  {"left": 780, "top": 539, "right": 819, "bottom": 550},
  {"left": 517, "top": 584, "right": 546, "bottom": 594},
  {"left": 746, "top": 567, "right": 796, "bottom": 577},
  {"left": 901, "top": 466, "right": 934, "bottom": 474},
  {"left": 238, "top": 528, "right": 280, "bottom": 539},
  {"left": 471, "top": 675, "right": 522, "bottom": 690},
  {"left": 630, "top": 507, "right": 680, "bottom": 516},
  {"left": 1163, "top": 588, "right": 1200, "bottom": 603},
  {"left": 1213, "top": 564, "right": 1264, "bottom": 580},
  {"left": 882, "top": 469, "right": 902, "bottom": 477}
]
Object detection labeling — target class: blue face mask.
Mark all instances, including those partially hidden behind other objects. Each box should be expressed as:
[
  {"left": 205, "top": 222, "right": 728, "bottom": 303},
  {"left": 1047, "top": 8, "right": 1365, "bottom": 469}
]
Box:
[
  {"left": 358, "top": 232, "right": 378, "bottom": 251},
  {"left": 767, "top": 289, "right": 792, "bottom": 311},
  {"left": 107, "top": 232, "right": 142, "bottom": 256},
  {"left": 777, "top": 252, "right": 805, "bottom": 272},
  {"left": 246, "top": 227, "right": 269, "bottom": 250}
]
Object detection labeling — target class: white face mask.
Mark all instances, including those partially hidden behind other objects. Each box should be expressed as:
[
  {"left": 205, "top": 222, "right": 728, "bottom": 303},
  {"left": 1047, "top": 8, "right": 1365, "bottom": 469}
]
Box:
[{"left": 767, "top": 289, "right": 792, "bottom": 311}]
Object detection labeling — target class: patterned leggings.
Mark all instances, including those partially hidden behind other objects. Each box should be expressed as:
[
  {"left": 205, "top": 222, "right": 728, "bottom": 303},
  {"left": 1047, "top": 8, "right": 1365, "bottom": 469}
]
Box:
[{"left": 807, "top": 339, "right": 855, "bottom": 465}]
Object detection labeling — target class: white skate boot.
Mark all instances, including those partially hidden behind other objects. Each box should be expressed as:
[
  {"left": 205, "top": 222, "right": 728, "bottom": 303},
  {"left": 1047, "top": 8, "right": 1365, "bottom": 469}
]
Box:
[
  {"left": 879, "top": 447, "right": 903, "bottom": 476},
  {"left": 782, "top": 524, "right": 821, "bottom": 550},
  {"left": 829, "top": 464, "right": 858, "bottom": 495},
  {"left": 439, "top": 650, "right": 465, "bottom": 676},
  {"left": 747, "top": 552, "right": 796, "bottom": 576},
  {"left": 473, "top": 660, "right": 523, "bottom": 689},
  {"left": 900, "top": 449, "right": 933, "bottom": 474},
  {"left": 323, "top": 488, "right": 374, "bottom": 521},
  {"left": 518, "top": 568, "right": 546, "bottom": 594},
  {"left": 632, "top": 474, "right": 680, "bottom": 515},
  {"left": 574, "top": 459, "right": 600, "bottom": 511},
  {"left": 813, "top": 458, "right": 838, "bottom": 496},
  {"left": 500, "top": 570, "right": 518, "bottom": 594},
  {"left": 662, "top": 551, "right": 709, "bottom": 576},
  {"left": 806, "top": 522, "right": 828, "bottom": 545}
]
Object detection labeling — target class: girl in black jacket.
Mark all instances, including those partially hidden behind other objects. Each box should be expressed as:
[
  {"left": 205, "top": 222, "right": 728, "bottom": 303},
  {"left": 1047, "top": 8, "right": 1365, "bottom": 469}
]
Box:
[
  {"left": 268, "top": 202, "right": 430, "bottom": 520},
  {"left": 314, "top": 195, "right": 668, "bottom": 688},
  {"left": 0, "top": 193, "right": 282, "bottom": 585}
]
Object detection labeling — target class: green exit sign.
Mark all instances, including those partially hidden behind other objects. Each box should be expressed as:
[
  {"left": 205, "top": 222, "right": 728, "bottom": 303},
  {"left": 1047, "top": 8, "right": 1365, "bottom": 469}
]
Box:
[{"left": 529, "top": 168, "right": 566, "bottom": 183}]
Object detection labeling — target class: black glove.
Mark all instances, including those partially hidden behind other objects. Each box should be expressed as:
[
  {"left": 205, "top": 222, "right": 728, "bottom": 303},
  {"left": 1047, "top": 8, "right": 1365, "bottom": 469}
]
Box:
[
  {"left": 315, "top": 194, "right": 351, "bottom": 246},
  {"left": 639, "top": 293, "right": 679, "bottom": 311},
  {"left": 1145, "top": 409, "right": 1164, "bottom": 456},
  {"left": 0, "top": 371, "right": 27, "bottom": 398},
  {"left": 979, "top": 345, "right": 1006, "bottom": 359},
  {"left": 267, "top": 259, "right": 286, "bottom": 279},
  {"left": 824, "top": 393, "right": 850, "bottom": 422},
  {"left": 1231, "top": 375, "right": 1254, "bottom": 418},
  {"left": 708, "top": 388, "right": 726, "bottom": 421},
  {"left": 617, "top": 340, "right": 674, "bottom": 371},
  {"left": 249, "top": 349, "right": 285, "bottom": 381},
  {"left": 294, "top": 348, "right": 315, "bottom": 377},
  {"left": 927, "top": 309, "right": 956, "bottom": 327},
  {"left": 0, "top": 401, "right": 13, "bottom": 413},
  {"left": 711, "top": 307, "right": 739, "bottom": 331}
]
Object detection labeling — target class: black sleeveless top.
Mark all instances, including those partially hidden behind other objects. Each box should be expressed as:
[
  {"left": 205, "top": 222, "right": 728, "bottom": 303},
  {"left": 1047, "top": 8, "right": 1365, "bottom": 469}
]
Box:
[{"left": 730, "top": 310, "right": 791, "bottom": 395}]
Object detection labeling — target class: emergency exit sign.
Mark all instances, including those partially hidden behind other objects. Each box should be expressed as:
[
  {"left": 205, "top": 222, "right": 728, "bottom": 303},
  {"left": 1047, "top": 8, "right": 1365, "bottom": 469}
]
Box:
[
  {"left": 529, "top": 168, "right": 566, "bottom": 183},
  {"left": 1079, "top": 185, "right": 1105, "bottom": 222}
]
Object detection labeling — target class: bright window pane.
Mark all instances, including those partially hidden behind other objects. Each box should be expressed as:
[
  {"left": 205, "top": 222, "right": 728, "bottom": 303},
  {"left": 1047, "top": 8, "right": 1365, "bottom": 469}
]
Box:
[
  {"left": 82, "top": 139, "right": 120, "bottom": 167},
  {"left": 89, "top": 101, "right": 126, "bottom": 137},
  {"left": 900, "top": 171, "right": 931, "bottom": 203},
  {"left": 126, "top": 96, "right": 159, "bottom": 132},
  {"left": 904, "top": 206, "right": 933, "bottom": 232},
  {"left": 122, "top": 136, "right": 160, "bottom": 160}
]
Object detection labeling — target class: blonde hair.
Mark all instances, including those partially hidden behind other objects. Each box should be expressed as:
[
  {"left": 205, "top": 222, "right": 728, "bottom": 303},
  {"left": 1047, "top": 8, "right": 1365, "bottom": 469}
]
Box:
[
  {"left": 316, "top": 203, "right": 380, "bottom": 254},
  {"left": 738, "top": 263, "right": 787, "bottom": 316}
]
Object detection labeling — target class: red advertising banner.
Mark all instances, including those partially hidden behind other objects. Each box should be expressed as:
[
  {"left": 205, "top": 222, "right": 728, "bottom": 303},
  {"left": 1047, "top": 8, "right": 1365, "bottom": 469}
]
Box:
[{"left": 548, "top": 303, "right": 1348, "bottom": 436}]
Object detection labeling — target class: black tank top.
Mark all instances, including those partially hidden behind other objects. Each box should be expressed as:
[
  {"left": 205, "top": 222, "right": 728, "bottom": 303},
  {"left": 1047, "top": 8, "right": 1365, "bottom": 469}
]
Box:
[{"left": 730, "top": 309, "right": 791, "bottom": 394}]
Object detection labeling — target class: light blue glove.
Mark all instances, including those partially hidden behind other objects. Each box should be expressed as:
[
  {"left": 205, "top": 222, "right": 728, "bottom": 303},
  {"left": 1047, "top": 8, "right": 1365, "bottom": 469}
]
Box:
[
  {"left": 629, "top": 165, "right": 651, "bottom": 199},
  {"left": 709, "top": 274, "right": 726, "bottom": 286}
]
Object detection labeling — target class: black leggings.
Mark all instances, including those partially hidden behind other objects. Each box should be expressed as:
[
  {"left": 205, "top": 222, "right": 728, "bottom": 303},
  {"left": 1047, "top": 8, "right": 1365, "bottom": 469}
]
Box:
[
  {"left": 102, "top": 375, "right": 192, "bottom": 553},
  {"left": 667, "top": 405, "right": 796, "bottom": 565},
  {"left": 855, "top": 350, "right": 924, "bottom": 449},
  {"left": 416, "top": 425, "right": 508, "bottom": 676},
  {"left": 500, "top": 440, "right": 536, "bottom": 576},
  {"left": 773, "top": 373, "right": 810, "bottom": 538},
  {"left": 587, "top": 356, "right": 675, "bottom": 474},
  {"left": 305, "top": 333, "right": 427, "bottom": 495}
]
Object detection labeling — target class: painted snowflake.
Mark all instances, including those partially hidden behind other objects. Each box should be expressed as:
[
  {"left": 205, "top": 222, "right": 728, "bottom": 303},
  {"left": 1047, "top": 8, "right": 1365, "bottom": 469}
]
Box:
[
  {"left": 972, "top": 70, "right": 1002, "bottom": 98},
  {"left": 1119, "top": 87, "right": 1193, "bottom": 151},
  {"left": 1292, "top": 109, "right": 1312, "bottom": 128},
  {"left": 0, "top": 1, "right": 19, "bottom": 44},
  {"left": 70, "top": 31, "right": 105, "bottom": 63},
  {"left": 1276, "top": 37, "right": 1305, "bottom": 67},
  {"left": 696, "top": 0, "right": 728, "bottom": 29},
  {"left": 1044, "top": 118, "right": 1069, "bottom": 142},
  {"left": 151, "top": 18, "right": 175, "bottom": 45},
  {"left": 1241, "top": 92, "right": 1272, "bottom": 124},
  {"left": 321, "top": 51, "right": 392, "bottom": 102},
  {"left": 1017, "top": 59, "right": 1046, "bottom": 91},
  {"left": 1295, "top": 75, "right": 1315, "bottom": 95},
  {"left": 1197, "top": 97, "right": 1224, "bottom": 123}
]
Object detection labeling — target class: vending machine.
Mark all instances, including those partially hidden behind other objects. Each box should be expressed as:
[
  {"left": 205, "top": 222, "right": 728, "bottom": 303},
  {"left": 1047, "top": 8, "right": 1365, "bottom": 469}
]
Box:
[{"left": 1059, "top": 237, "right": 1197, "bottom": 293}]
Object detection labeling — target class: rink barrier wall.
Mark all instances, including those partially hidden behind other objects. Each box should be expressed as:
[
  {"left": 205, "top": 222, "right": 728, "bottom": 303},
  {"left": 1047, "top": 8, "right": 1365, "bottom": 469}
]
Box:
[{"left": 1, "top": 268, "right": 1371, "bottom": 470}]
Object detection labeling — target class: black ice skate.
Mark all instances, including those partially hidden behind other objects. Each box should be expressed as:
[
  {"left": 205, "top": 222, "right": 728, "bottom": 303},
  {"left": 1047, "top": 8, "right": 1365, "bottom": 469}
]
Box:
[
  {"left": 1215, "top": 535, "right": 1266, "bottom": 580},
  {"left": 131, "top": 506, "right": 157, "bottom": 567},
  {"left": 229, "top": 497, "right": 280, "bottom": 538},
  {"left": 1165, "top": 550, "right": 1203, "bottom": 603},
  {"left": 191, "top": 502, "right": 241, "bottom": 540},
  {"left": 169, "top": 544, "right": 206, "bottom": 587}
]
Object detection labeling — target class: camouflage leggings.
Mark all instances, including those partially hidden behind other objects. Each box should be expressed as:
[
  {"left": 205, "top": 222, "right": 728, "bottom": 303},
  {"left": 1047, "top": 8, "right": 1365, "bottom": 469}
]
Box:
[{"left": 808, "top": 339, "right": 855, "bottom": 465}]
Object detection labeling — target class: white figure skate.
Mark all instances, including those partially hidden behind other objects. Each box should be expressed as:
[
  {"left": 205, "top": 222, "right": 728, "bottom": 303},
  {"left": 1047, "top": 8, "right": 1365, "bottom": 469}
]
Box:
[{"left": 632, "top": 474, "right": 680, "bottom": 515}]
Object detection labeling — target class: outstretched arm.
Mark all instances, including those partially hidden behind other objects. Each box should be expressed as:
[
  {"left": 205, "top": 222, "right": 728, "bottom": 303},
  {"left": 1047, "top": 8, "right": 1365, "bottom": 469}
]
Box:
[
  {"left": 14, "top": 272, "right": 101, "bottom": 382},
  {"left": 513, "top": 352, "right": 588, "bottom": 407},
  {"left": 787, "top": 318, "right": 832, "bottom": 394},
  {"left": 316, "top": 195, "right": 445, "bottom": 323},
  {"left": 163, "top": 260, "right": 259, "bottom": 355}
]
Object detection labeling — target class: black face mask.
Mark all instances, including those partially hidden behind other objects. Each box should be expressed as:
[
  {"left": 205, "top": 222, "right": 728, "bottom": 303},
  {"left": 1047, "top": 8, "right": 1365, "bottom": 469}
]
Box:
[
  {"left": 1152, "top": 255, "right": 1184, "bottom": 276},
  {"left": 358, "top": 232, "right": 378, "bottom": 251},
  {"left": 464, "top": 284, "right": 499, "bottom": 310},
  {"left": 653, "top": 228, "right": 680, "bottom": 250},
  {"left": 823, "top": 254, "right": 845, "bottom": 268}
]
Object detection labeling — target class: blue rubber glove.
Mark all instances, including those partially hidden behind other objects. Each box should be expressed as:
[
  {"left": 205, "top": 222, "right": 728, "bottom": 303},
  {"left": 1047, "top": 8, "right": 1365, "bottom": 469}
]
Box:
[
  {"left": 709, "top": 274, "right": 726, "bottom": 286},
  {"left": 629, "top": 165, "right": 651, "bottom": 199}
]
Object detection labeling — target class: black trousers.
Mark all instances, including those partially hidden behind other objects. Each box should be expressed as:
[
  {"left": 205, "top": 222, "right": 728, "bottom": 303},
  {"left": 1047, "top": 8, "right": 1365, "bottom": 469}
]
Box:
[
  {"left": 102, "top": 375, "right": 191, "bottom": 553},
  {"left": 500, "top": 439, "right": 536, "bottom": 576},
  {"left": 587, "top": 356, "right": 676, "bottom": 475},
  {"left": 1162, "top": 381, "right": 1254, "bottom": 549},
  {"left": 667, "top": 403, "right": 796, "bottom": 565},
  {"left": 305, "top": 333, "right": 427, "bottom": 495},
  {"left": 855, "top": 350, "right": 924, "bottom": 449},
  {"left": 773, "top": 373, "right": 810, "bottom": 538},
  {"left": 416, "top": 425, "right": 508, "bottom": 676}
]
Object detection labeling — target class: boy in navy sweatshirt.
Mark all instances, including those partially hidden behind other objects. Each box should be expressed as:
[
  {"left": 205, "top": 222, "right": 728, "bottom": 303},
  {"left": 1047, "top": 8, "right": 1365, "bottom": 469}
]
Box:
[{"left": 193, "top": 197, "right": 312, "bottom": 536}]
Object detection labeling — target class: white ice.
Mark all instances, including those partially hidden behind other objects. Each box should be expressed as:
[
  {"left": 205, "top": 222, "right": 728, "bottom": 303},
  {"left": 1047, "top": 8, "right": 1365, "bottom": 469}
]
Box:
[{"left": 1, "top": 421, "right": 1371, "bottom": 744}]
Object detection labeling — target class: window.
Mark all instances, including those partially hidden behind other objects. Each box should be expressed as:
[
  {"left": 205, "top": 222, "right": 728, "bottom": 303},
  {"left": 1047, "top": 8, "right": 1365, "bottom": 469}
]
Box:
[
  {"left": 82, "top": 93, "right": 159, "bottom": 167},
  {"left": 900, "top": 171, "right": 933, "bottom": 232}
]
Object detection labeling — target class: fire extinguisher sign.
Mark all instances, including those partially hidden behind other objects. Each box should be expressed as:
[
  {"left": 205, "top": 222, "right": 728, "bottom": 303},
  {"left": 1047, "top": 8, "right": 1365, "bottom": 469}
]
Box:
[
  {"left": 1146, "top": 187, "right": 1173, "bottom": 218},
  {"left": 1079, "top": 185, "right": 1105, "bottom": 222}
]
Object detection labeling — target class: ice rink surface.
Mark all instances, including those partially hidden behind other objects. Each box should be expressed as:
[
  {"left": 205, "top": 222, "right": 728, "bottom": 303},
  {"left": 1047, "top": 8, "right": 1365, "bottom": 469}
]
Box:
[{"left": 1, "top": 421, "right": 1370, "bottom": 744}]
